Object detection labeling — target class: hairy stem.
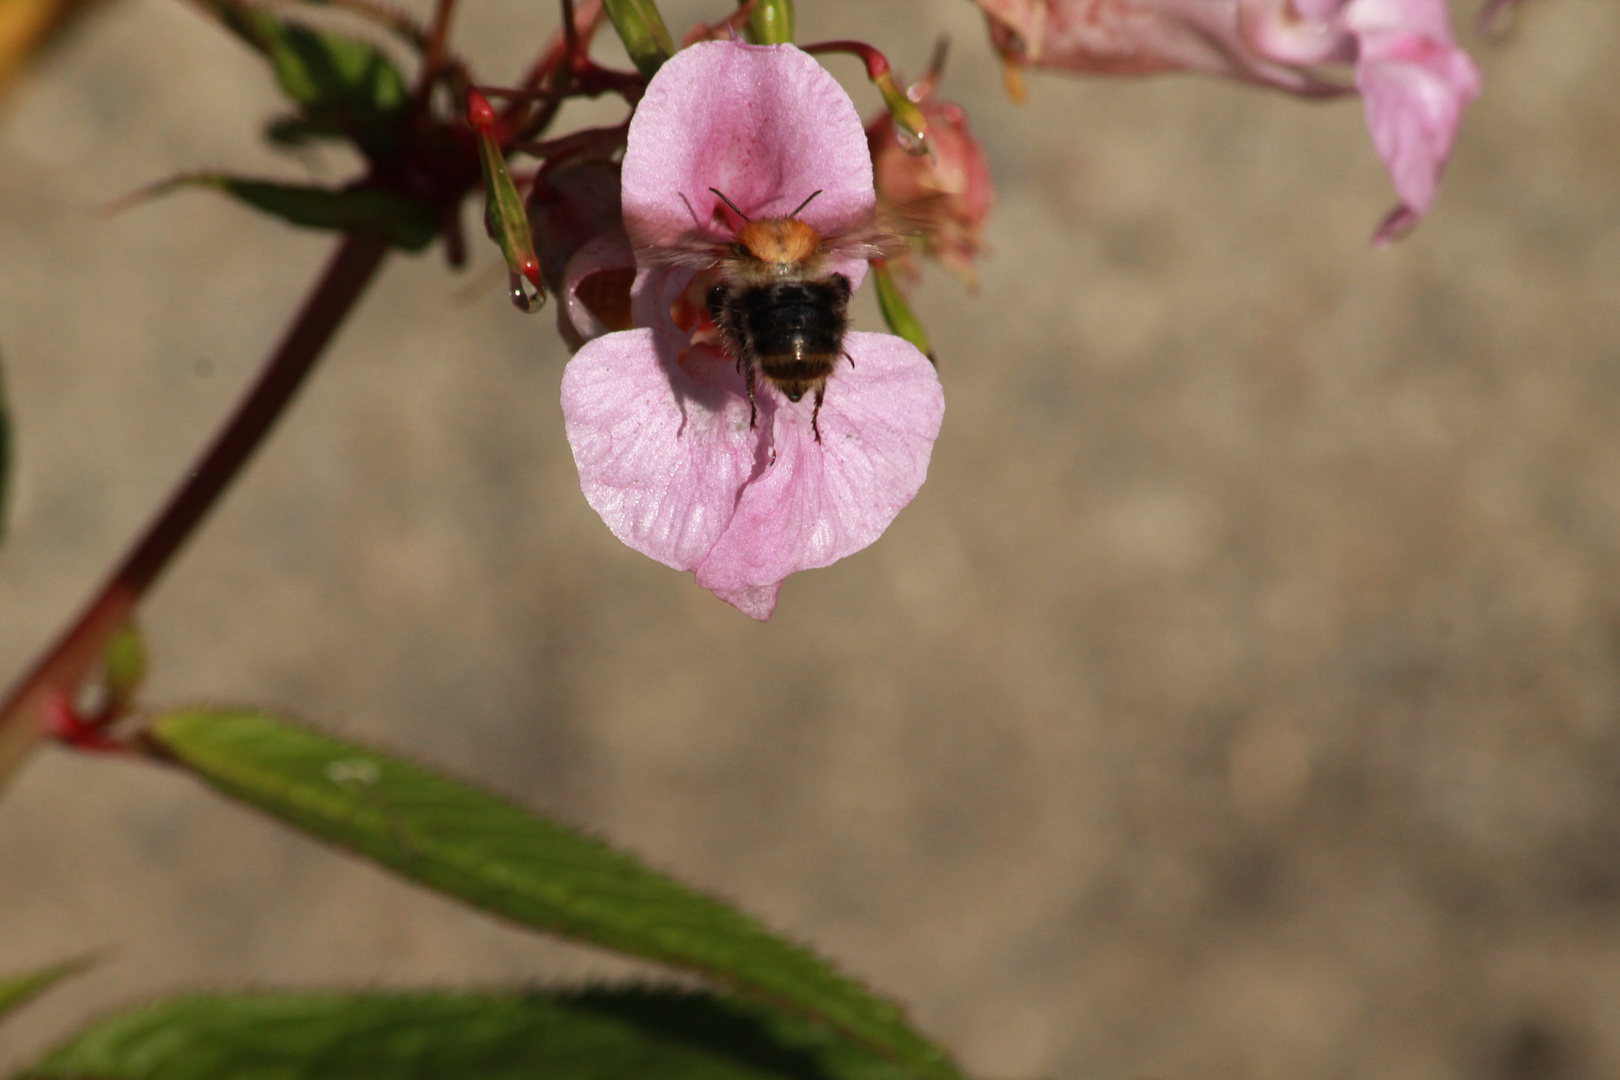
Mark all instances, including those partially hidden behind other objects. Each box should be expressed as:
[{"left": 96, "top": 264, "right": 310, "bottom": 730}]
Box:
[{"left": 0, "top": 232, "right": 390, "bottom": 792}]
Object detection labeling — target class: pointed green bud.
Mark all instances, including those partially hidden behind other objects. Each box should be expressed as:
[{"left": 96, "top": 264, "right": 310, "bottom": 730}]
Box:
[
  {"left": 601, "top": 0, "right": 673, "bottom": 79},
  {"left": 468, "top": 89, "right": 545, "bottom": 312},
  {"left": 872, "top": 261, "right": 935, "bottom": 365},
  {"left": 102, "top": 620, "right": 148, "bottom": 714}
]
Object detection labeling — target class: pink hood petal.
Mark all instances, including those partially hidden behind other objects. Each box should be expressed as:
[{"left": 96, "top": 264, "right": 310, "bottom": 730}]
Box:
[
  {"left": 621, "top": 41, "right": 877, "bottom": 258},
  {"left": 561, "top": 330, "right": 759, "bottom": 572},
  {"left": 561, "top": 230, "right": 636, "bottom": 345},
  {"left": 693, "top": 333, "right": 944, "bottom": 618}
]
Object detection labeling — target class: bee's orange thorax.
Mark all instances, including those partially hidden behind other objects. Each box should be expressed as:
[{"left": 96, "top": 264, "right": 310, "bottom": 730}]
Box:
[{"left": 737, "top": 218, "right": 821, "bottom": 267}]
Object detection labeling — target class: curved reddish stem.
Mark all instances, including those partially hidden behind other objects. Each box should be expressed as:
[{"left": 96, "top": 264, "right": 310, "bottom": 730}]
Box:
[
  {"left": 0, "top": 233, "right": 390, "bottom": 789},
  {"left": 801, "top": 40, "right": 892, "bottom": 81}
]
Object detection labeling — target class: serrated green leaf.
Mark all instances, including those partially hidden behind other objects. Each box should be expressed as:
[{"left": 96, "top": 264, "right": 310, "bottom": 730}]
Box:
[
  {"left": 0, "top": 956, "right": 94, "bottom": 1027},
  {"left": 142, "top": 710, "right": 961, "bottom": 1080},
  {"left": 21, "top": 987, "right": 912, "bottom": 1080},
  {"left": 150, "top": 175, "right": 437, "bottom": 250},
  {"left": 196, "top": 0, "right": 410, "bottom": 163}
]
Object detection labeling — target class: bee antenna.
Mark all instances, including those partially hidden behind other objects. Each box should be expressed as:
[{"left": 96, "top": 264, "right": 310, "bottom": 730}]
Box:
[
  {"left": 788, "top": 190, "right": 823, "bottom": 218},
  {"left": 708, "top": 188, "right": 751, "bottom": 223}
]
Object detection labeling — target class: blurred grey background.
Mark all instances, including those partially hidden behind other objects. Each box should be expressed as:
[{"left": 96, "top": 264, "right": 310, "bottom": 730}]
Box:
[{"left": 1, "top": 0, "right": 1618, "bottom": 1077}]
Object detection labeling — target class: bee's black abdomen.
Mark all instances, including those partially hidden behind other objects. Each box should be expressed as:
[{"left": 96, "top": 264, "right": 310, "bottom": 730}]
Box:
[{"left": 734, "top": 276, "right": 851, "bottom": 369}]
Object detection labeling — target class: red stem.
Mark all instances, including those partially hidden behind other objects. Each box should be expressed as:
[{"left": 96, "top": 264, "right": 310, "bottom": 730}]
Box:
[
  {"left": 419, "top": 0, "right": 460, "bottom": 97},
  {"left": 801, "top": 40, "right": 892, "bottom": 81},
  {"left": 0, "top": 233, "right": 391, "bottom": 787}
]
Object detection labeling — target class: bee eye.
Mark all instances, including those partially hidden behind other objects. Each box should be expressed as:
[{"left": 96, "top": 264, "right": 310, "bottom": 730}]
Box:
[
  {"left": 728, "top": 243, "right": 748, "bottom": 259},
  {"left": 706, "top": 284, "right": 727, "bottom": 320}
]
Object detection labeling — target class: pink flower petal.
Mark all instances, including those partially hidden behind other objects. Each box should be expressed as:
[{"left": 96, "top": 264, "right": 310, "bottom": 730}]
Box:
[
  {"left": 693, "top": 333, "right": 945, "bottom": 616},
  {"left": 620, "top": 40, "right": 876, "bottom": 276},
  {"left": 1347, "top": 0, "right": 1481, "bottom": 238},
  {"left": 976, "top": 0, "right": 1480, "bottom": 238},
  {"left": 562, "top": 331, "right": 943, "bottom": 620},
  {"left": 561, "top": 329, "right": 758, "bottom": 572}
]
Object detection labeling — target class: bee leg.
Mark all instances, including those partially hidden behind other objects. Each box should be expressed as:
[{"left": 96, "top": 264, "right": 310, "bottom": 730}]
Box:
[
  {"left": 744, "top": 365, "right": 757, "bottom": 430},
  {"left": 811, "top": 384, "right": 825, "bottom": 444},
  {"left": 843, "top": 349, "right": 855, "bottom": 370}
]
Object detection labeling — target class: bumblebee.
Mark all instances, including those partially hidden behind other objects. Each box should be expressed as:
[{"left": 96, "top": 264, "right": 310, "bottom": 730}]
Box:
[{"left": 659, "top": 188, "right": 901, "bottom": 441}]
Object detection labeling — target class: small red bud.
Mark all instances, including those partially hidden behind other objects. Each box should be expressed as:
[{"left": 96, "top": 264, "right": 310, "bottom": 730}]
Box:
[{"left": 467, "top": 89, "right": 497, "bottom": 132}]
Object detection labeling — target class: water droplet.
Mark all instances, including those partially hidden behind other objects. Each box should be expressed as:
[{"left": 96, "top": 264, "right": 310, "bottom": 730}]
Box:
[
  {"left": 509, "top": 270, "right": 546, "bottom": 313},
  {"left": 894, "top": 126, "right": 929, "bottom": 157}
]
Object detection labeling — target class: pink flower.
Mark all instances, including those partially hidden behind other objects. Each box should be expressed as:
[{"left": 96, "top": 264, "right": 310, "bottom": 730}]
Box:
[
  {"left": 977, "top": 0, "right": 1480, "bottom": 240},
  {"left": 560, "top": 41, "right": 945, "bottom": 620}
]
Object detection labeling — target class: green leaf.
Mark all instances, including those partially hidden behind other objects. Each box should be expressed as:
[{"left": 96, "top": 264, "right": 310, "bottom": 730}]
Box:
[
  {"left": 102, "top": 620, "right": 148, "bottom": 713},
  {"left": 196, "top": 0, "right": 411, "bottom": 164},
  {"left": 142, "top": 710, "right": 962, "bottom": 1080},
  {"left": 146, "top": 174, "right": 438, "bottom": 250},
  {"left": 265, "top": 114, "right": 349, "bottom": 148},
  {"left": 21, "top": 987, "right": 912, "bottom": 1080},
  {"left": 0, "top": 956, "right": 94, "bottom": 1027}
]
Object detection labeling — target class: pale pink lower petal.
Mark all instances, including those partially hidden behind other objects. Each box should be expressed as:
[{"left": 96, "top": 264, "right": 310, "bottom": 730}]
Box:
[
  {"left": 706, "top": 582, "right": 783, "bottom": 621},
  {"left": 693, "top": 333, "right": 944, "bottom": 611},
  {"left": 621, "top": 41, "right": 877, "bottom": 255},
  {"left": 561, "top": 330, "right": 759, "bottom": 572}
]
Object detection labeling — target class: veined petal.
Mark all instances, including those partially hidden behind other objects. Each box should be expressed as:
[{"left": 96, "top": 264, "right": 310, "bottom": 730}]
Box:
[
  {"left": 693, "top": 333, "right": 944, "bottom": 619},
  {"left": 561, "top": 330, "right": 759, "bottom": 572},
  {"left": 621, "top": 41, "right": 876, "bottom": 262}
]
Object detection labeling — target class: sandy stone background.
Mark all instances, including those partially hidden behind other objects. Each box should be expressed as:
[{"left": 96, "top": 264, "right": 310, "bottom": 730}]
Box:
[{"left": 0, "top": 0, "right": 1617, "bottom": 1077}]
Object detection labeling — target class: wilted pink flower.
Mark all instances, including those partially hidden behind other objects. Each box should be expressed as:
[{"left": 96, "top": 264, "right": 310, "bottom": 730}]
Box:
[
  {"left": 978, "top": 0, "right": 1481, "bottom": 240},
  {"left": 560, "top": 41, "right": 945, "bottom": 620},
  {"left": 867, "top": 75, "right": 994, "bottom": 288}
]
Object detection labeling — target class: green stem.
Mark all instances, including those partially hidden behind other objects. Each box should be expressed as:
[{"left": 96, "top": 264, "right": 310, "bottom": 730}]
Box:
[
  {"left": 0, "top": 233, "right": 390, "bottom": 794},
  {"left": 744, "top": 0, "right": 793, "bottom": 44}
]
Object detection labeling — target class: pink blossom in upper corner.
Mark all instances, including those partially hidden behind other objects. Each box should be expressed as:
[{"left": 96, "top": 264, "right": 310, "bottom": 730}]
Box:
[
  {"left": 975, "top": 0, "right": 1480, "bottom": 241},
  {"left": 559, "top": 41, "right": 945, "bottom": 621}
]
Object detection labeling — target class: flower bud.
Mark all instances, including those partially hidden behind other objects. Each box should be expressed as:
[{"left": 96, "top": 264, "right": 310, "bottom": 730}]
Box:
[{"left": 867, "top": 89, "right": 992, "bottom": 288}]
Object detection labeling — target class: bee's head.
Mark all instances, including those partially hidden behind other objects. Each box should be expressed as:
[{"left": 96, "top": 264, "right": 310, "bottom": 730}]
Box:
[{"left": 734, "top": 218, "right": 822, "bottom": 269}]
